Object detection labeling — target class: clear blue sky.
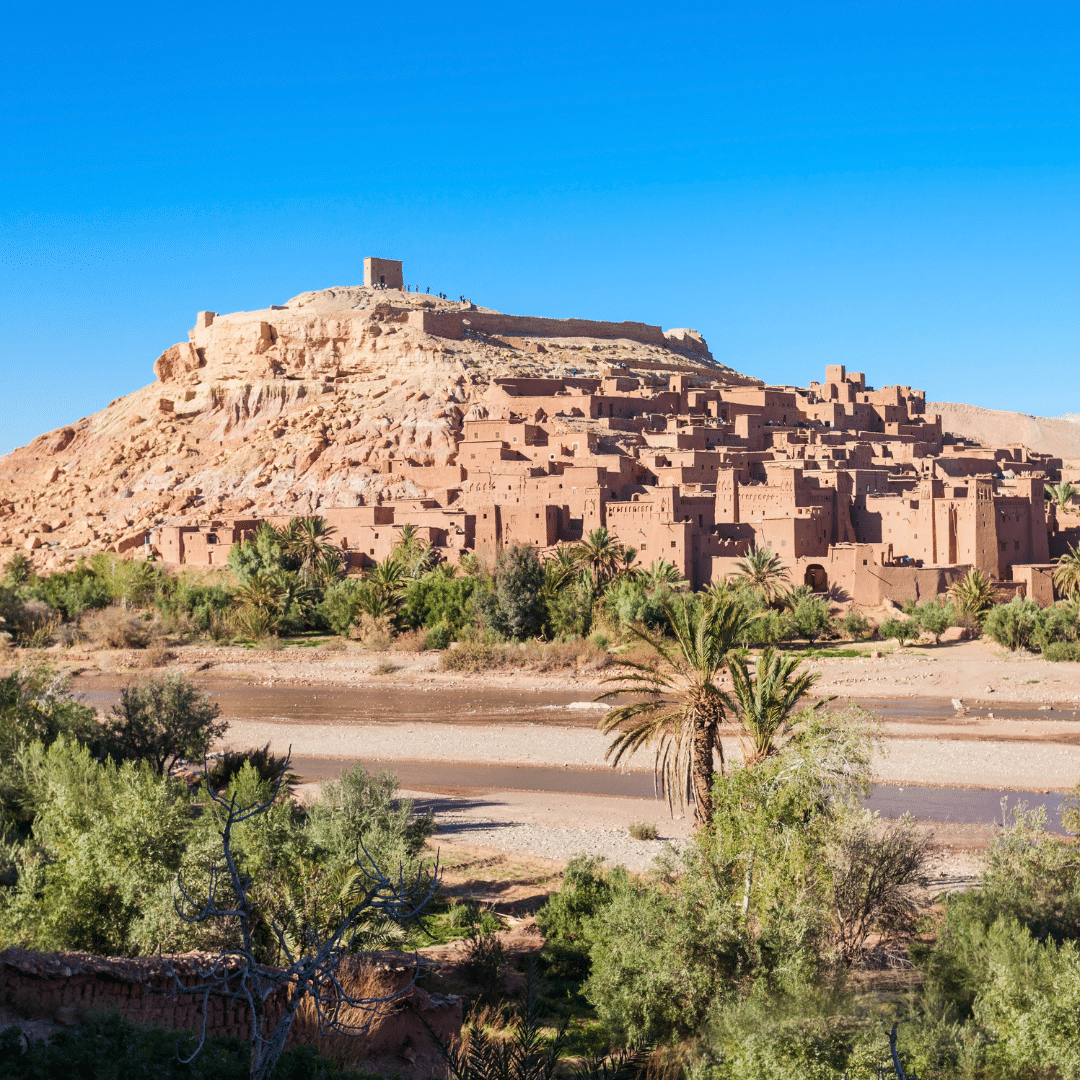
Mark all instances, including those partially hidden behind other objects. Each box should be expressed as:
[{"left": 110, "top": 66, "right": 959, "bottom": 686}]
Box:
[{"left": 2, "top": 1, "right": 1079, "bottom": 450}]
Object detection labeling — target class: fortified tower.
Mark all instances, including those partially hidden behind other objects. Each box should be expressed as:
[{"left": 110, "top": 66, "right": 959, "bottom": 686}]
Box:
[{"left": 363, "top": 257, "right": 403, "bottom": 289}]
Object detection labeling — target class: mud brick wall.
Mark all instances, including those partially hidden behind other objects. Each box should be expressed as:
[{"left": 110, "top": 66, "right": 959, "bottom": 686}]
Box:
[{"left": 0, "top": 947, "right": 460, "bottom": 1062}]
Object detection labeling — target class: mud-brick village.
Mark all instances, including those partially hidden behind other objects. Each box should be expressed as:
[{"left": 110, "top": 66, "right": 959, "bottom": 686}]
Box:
[{"left": 7, "top": 259, "right": 1077, "bottom": 607}]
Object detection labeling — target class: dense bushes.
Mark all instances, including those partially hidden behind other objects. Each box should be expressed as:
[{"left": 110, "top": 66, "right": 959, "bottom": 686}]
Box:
[
  {"left": 0, "top": 745, "right": 434, "bottom": 959},
  {"left": 984, "top": 596, "right": 1079, "bottom": 654},
  {"left": 536, "top": 711, "right": 920, "bottom": 1045},
  {"left": 473, "top": 544, "right": 546, "bottom": 640},
  {"left": 0, "top": 663, "right": 434, "bottom": 962},
  {"left": 532, "top": 730, "right": 1080, "bottom": 1078}
]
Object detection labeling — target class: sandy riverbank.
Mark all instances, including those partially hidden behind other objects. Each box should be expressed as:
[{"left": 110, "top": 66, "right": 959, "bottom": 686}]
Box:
[{"left": 29, "top": 634, "right": 1080, "bottom": 704}]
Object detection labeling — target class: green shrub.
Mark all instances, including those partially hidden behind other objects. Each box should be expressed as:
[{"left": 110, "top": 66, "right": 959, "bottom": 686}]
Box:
[
  {"left": 537, "top": 856, "right": 621, "bottom": 981},
  {"left": 424, "top": 620, "right": 452, "bottom": 650},
  {"left": 545, "top": 576, "right": 595, "bottom": 638},
  {"left": 838, "top": 610, "right": 872, "bottom": 641},
  {"left": 1044, "top": 640, "right": 1080, "bottom": 662},
  {"left": 315, "top": 577, "right": 363, "bottom": 636},
  {"left": 400, "top": 571, "right": 480, "bottom": 633},
  {"left": 1031, "top": 600, "right": 1080, "bottom": 652},
  {"left": 698, "top": 990, "right": 884, "bottom": 1080},
  {"left": 227, "top": 522, "right": 300, "bottom": 581},
  {"left": 0, "top": 738, "right": 191, "bottom": 954},
  {"left": 26, "top": 560, "right": 111, "bottom": 619},
  {"left": 791, "top": 596, "right": 833, "bottom": 643},
  {"left": 155, "top": 576, "right": 233, "bottom": 634},
  {"left": 104, "top": 673, "right": 226, "bottom": 775},
  {"left": 878, "top": 617, "right": 918, "bottom": 646},
  {"left": 751, "top": 608, "right": 794, "bottom": 645},
  {"left": 914, "top": 599, "right": 955, "bottom": 644},
  {"left": 983, "top": 596, "right": 1043, "bottom": 651},
  {"left": 473, "top": 544, "right": 545, "bottom": 641},
  {"left": 305, "top": 763, "right": 434, "bottom": 873},
  {"left": 628, "top": 821, "right": 658, "bottom": 840},
  {"left": 602, "top": 577, "right": 669, "bottom": 632},
  {"left": 0, "top": 665, "right": 105, "bottom": 835}
]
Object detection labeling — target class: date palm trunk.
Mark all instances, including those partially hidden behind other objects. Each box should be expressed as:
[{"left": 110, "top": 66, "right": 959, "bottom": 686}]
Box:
[{"left": 689, "top": 688, "right": 726, "bottom": 828}]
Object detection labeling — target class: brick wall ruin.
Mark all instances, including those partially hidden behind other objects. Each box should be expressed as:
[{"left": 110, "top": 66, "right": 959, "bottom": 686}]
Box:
[{"left": 0, "top": 947, "right": 460, "bottom": 1071}]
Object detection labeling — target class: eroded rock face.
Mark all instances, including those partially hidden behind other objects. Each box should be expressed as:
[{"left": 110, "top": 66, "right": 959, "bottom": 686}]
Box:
[{"left": 0, "top": 285, "right": 740, "bottom": 570}]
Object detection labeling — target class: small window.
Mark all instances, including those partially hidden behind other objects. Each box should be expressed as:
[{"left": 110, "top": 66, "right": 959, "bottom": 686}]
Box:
[
  {"left": 374, "top": 533, "right": 379, "bottom": 539},
  {"left": 369, "top": 548, "right": 375, "bottom": 555},
  {"left": 641, "top": 543, "right": 647, "bottom": 551},
  {"left": 1014, "top": 540, "right": 1020, "bottom": 550},
  {"left": 483, "top": 513, "right": 488, "bottom": 519},
  {"left": 782, "top": 539, "right": 787, "bottom": 547},
  {"left": 513, "top": 436, "right": 518, "bottom": 443},
  {"left": 471, "top": 454, "right": 476, "bottom": 460},
  {"left": 671, "top": 540, "right": 676, "bottom": 548},
  {"left": 535, "top": 513, "right": 540, "bottom": 519}
]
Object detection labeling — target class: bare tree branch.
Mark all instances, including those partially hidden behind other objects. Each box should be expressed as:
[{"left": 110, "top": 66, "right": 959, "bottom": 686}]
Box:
[{"left": 164, "top": 745, "right": 440, "bottom": 1080}]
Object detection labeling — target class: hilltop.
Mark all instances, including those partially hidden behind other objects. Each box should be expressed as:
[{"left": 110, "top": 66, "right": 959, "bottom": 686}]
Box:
[{"left": 0, "top": 286, "right": 749, "bottom": 570}]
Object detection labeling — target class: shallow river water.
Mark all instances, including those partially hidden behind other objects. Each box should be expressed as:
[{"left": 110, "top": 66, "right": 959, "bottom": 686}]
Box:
[{"left": 74, "top": 677, "right": 1075, "bottom": 830}]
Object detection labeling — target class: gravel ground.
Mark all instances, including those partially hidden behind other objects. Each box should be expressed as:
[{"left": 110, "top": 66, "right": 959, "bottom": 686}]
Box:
[
  {"left": 234, "top": 716, "right": 1080, "bottom": 791},
  {"left": 402, "top": 788, "right": 692, "bottom": 873},
  {"left": 431, "top": 811, "right": 680, "bottom": 872}
]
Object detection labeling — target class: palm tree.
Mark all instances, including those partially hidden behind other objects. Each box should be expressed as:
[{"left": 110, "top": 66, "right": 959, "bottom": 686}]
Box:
[
  {"left": 637, "top": 559, "right": 686, "bottom": 588},
  {"left": 727, "top": 647, "right": 820, "bottom": 763},
  {"left": 733, "top": 546, "right": 791, "bottom": 606},
  {"left": 312, "top": 548, "right": 344, "bottom": 589},
  {"left": 613, "top": 546, "right": 639, "bottom": 581},
  {"left": 1045, "top": 481, "right": 1078, "bottom": 515},
  {"left": 392, "top": 523, "right": 437, "bottom": 577},
  {"left": 1054, "top": 543, "right": 1080, "bottom": 600},
  {"left": 574, "top": 526, "right": 624, "bottom": 589},
  {"left": 948, "top": 567, "right": 996, "bottom": 621},
  {"left": 283, "top": 516, "right": 338, "bottom": 578},
  {"left": 598, "top": 593, "right": 753, "bottom": 826},
  {"left": 545, "top": 545, "right": 580, "bottom": 591},
  {"left": 234, "top": 571, "right": 286, "bottom": 613},
  {"left": 365, "top": 556, "right": 408, "bottom": 614}
]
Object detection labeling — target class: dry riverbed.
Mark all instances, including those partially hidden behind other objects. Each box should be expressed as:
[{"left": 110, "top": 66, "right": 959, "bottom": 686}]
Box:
[{"left": 11, "top": 634, "right": 1080, "bottom": 875}]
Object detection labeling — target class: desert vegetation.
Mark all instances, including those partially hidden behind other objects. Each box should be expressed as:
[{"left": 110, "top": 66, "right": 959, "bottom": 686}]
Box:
[
  {"left": 4, "top": 529, "right": 1080, "bottom": 666},
  {"left": 4, "top": 589, "right": 1080, "bottom": 1077}
]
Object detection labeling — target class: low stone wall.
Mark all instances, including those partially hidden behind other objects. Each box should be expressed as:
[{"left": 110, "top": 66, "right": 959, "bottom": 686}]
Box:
[
  {"left": 462, "top": 310, "right": 668, "bottom": 346},
  {"left": 0, "top": 947, "right": 460, "bottom": 1070}
]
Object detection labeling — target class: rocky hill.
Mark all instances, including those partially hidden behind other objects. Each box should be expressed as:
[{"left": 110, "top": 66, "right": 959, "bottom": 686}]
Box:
[
  {"left": 0, "top": 287, "right": 750, "bottom": 570},
  {"left": 929, "top": 401, "right": 1080, "bottom": 466}
]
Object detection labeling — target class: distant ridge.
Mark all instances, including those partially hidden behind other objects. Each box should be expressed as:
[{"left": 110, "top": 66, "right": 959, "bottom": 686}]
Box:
[{"left": 930, "top": 401, "right": 1080, "bottom": 464}]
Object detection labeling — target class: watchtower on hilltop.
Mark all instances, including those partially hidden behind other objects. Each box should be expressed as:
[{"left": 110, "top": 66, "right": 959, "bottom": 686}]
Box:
[{"left": 364, "top": 257, "right": 403, "bottom": 289}]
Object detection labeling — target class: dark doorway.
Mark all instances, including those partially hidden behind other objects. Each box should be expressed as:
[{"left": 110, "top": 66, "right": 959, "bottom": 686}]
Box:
[{"left": 804, "top": 564, "right": 827, "bottom": 592}]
